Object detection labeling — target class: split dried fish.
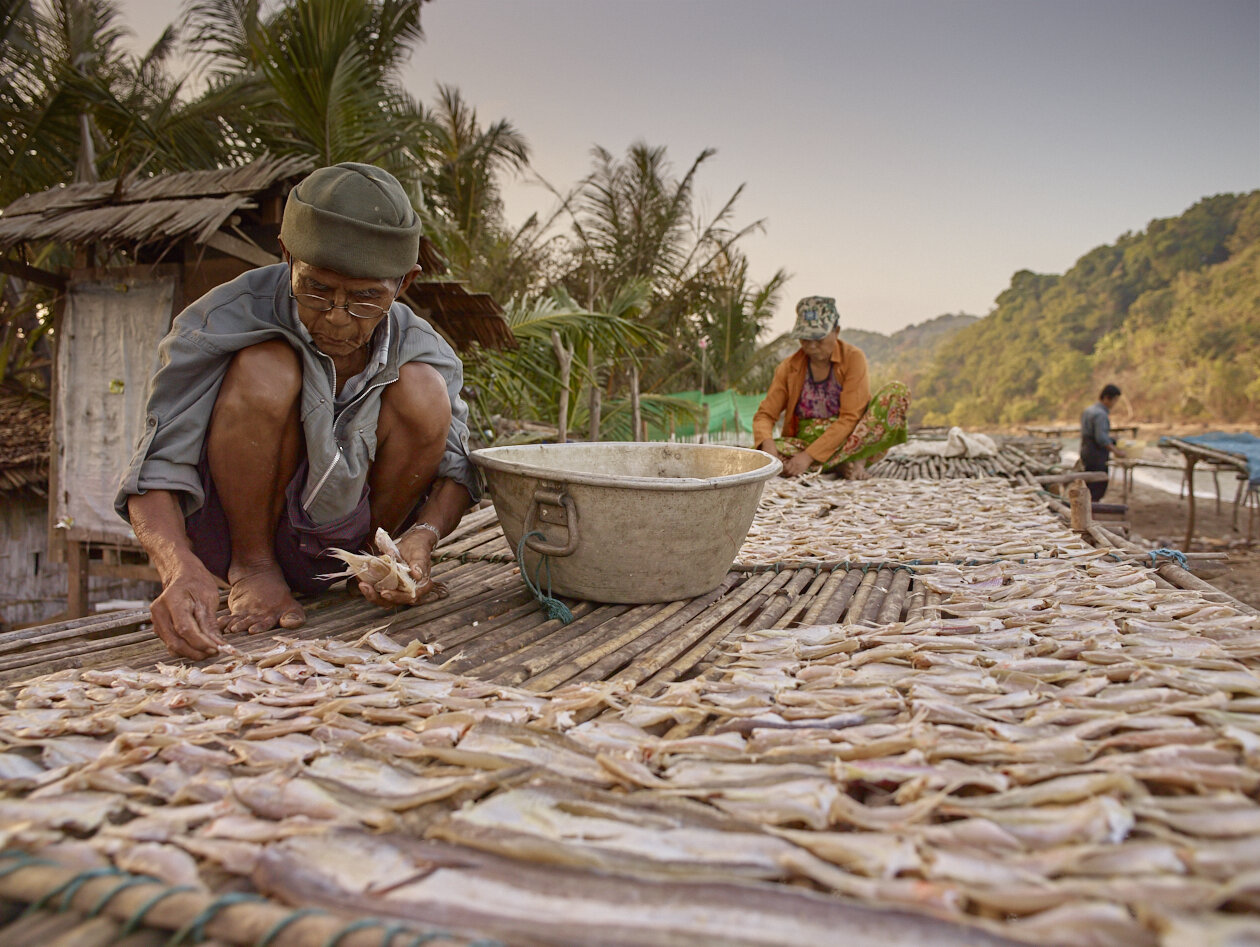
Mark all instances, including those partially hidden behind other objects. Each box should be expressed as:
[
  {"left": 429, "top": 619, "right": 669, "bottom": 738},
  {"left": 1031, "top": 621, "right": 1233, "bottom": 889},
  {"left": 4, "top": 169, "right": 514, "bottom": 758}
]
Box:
[{"left": 324, "top": 526, "right": 449, "bottom": 599}]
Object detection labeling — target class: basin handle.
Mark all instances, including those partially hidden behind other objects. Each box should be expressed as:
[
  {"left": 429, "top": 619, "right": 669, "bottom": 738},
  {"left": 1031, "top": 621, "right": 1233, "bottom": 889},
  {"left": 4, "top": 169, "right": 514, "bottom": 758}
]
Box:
[{"left": 522, "top": 489, "right": 579, "bottom": 557}]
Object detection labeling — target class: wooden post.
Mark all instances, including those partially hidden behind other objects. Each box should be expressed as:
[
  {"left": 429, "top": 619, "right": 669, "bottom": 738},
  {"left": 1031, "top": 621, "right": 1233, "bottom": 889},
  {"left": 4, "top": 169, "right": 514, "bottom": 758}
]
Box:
[
  {"left": 630, "top": 365, "right": 641, "bottom": 442},
  {"left": 1067, "top": 479, "right": 1092, "bottom": 532},
  {"left": 550, "top": 329, "right": 571, "bottom": 443},
  {"left": 66, "top": 540, "right": 90, "bottom": 618},
  {"left": 1184, "top": 455, "right": 1197, "bottom": 552},
  {"left": 587, "top": 342, "right": 601, "bottom": 442}
]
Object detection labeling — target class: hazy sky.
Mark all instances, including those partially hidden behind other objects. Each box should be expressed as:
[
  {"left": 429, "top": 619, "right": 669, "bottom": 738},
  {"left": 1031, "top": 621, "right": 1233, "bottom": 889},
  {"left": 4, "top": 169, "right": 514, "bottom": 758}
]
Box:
[{"left": 118, "top": 0, "right": 1260, "bottom": 336}]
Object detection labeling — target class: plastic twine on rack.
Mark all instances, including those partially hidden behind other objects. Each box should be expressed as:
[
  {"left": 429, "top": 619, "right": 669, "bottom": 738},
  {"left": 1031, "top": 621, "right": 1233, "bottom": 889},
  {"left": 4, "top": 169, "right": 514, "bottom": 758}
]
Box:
[
  {"left": 1147, "top": 547, "right": 1190, "bottom": 570},
  {"left": 515, "top": 531, "right": 574, "bottom": 624},
  {"left": 167, "top": 891, "right": 268, "bottom": 945}
]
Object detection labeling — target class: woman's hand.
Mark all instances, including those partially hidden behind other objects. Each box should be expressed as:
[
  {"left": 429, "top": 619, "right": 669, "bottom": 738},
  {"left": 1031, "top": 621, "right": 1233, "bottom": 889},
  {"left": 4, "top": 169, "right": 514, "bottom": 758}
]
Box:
[{"left": 782, "top": 452, "right": 816, "bottom": 477}]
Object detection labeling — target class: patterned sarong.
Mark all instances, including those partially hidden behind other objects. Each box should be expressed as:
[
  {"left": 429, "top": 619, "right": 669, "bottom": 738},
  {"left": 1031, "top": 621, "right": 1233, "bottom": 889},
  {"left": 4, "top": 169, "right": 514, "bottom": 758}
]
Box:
[{"left": 775, "top": 381, "right": 910, "bottom": 474}]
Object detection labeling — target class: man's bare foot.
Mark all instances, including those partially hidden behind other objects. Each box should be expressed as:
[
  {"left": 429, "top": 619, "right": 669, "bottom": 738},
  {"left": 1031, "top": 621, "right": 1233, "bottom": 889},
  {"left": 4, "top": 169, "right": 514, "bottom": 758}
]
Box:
[{"left": 220, "top": 563, "right": 305, "bottom": 636}]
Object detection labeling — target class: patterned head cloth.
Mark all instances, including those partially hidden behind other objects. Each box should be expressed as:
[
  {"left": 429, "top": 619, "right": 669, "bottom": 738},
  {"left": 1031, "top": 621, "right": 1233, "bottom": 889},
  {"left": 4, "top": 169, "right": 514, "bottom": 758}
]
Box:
[{"left": 789, "top": 296, "right": 840, "bottom": 340}]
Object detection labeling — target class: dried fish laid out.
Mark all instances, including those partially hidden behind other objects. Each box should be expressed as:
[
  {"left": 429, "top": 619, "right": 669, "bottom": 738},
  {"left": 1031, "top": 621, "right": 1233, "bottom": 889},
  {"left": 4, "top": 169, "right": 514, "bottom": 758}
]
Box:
[
  {"left": 2, "top": 555, "right": 1260, "bottom": 944},
  {"left": 575, "top": 556, "right": 1260, "bottom": 945},
  {"left": 740, "top": 475, "right": 1093, "bottom": 564}
]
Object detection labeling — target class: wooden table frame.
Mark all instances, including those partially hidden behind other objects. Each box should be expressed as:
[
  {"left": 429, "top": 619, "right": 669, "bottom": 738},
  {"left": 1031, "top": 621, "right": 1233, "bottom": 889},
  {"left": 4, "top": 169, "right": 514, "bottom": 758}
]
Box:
[{"left": 1158, "top": 436, "right": 1254, "bottom": 550}]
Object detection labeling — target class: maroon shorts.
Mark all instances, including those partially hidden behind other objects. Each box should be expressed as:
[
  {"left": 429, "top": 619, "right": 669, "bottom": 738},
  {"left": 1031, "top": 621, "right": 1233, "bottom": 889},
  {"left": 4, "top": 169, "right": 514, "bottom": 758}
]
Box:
[{"left": 185, "top": 458, "right": 373, "bottom": 595}]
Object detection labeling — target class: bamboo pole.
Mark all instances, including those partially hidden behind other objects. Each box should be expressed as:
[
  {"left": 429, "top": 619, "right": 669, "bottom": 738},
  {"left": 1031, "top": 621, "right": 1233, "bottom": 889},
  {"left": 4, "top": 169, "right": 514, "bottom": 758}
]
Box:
[
  {"left": 812, "top": 569, "right": 866, "bottom": 625},
  {"left": 796, "top": 568, "right": 853, "bottom": 627},
  {"left": 649, "top": 569, "right": 810, "bottom": 690},
  {"left": 772, "top": 567, "right": 834, "bottom": 629},
  {"left": 876, "top": 569, "right": 913, "bottom": 624},
  {"left": 551, "top": 329, "right": 571, "bottom": 443},
  {"left": 904, "top": 579, "right": 927, "bottom": 624},
  {"left": 624, "top": 571, "right": 784, "bottom": 694},
  {"left": 507, "top": 604, "right": 665, "bottom": 688},
  {"left": 527, "top": 600, "right": 692, "bottom": 691},
  {"left": 467, "top": 603, "right": 632, "bottom": 682},
  {"left": 441, "top": 602, "right": 605, "bottom": 675},
  {"left": 0, "top": 627, "right": 156, "bottom": 674},
  {"left": 680, "top": 569, "right": 819, "bottom": 688},
  {"left": 435, "top": 602, "right": 556, "bottom": 663},
  {"left": 1067, "top": 479, "right": 1092, "bottom": 532},
  {"left": 1183, "top": 453, "right": 1197, "bottom": 553},
  {"left": 924, "top": 590, "right": 943, "bottom": 621},
  {"left": 842, "top": 570, "right": 881, "bottom": 625},
  {"left": 0, "top": 605, "right": 153, "bottom": 652},
  {"left": 1088, "top": 523, "right": 1260, "bottom": 616},
  {"left": 0, "top": 858, "right": 463, "bottom": 947},
  {"left": 438, "top": 503, "right": 500, "bottom": 544},
  {"left": 586, "top": 576, "right": 738, "bottom": 688},
  {"left": 858, "top": 567, "right": 895, "bottom": 624},
  {"left": 630, "top": 364, "right": 641, "bottom": 442},
  {"left": 756, "top": 568, "right": 818, "bottom": 624}
]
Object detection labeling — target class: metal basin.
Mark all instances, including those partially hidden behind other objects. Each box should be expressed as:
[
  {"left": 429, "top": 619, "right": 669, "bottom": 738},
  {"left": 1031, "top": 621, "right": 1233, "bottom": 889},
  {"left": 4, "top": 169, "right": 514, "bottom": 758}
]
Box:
[{"left": 471, "top": 443, "right": 781, "bottom": 603}]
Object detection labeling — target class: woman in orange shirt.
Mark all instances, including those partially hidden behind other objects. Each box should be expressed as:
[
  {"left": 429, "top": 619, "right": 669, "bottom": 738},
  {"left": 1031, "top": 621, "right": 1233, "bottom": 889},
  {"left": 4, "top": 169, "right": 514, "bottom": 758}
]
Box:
[{"left": 753, "top": 296, "right": 909, "bottom": 479}]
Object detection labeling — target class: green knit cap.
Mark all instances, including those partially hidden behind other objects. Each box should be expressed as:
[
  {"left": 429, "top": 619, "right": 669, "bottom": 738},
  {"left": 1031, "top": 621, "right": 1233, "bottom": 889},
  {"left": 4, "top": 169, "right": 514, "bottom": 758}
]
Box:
[{"left": 280, "top": 162, "right": 421, "bottom": 278}]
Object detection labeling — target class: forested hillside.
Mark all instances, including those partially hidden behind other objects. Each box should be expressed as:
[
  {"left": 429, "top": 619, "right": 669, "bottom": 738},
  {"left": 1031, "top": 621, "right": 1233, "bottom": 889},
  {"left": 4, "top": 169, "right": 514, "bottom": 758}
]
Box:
[
  {"left": 913, "top": 191, "right": 1260, "bottom": 427},
  {"left": 846, "top": 313, "right": 979, "bottom": 393}
]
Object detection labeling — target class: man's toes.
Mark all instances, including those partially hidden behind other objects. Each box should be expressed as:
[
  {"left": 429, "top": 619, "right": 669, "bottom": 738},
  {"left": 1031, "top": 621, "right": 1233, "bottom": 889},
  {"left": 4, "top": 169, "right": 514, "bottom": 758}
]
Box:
[
  {"left": 245, "top": 609, "right": 285, "bottom": 635},
  {"left": 279, "top": 608, "right": 305, "bottom": 629}
]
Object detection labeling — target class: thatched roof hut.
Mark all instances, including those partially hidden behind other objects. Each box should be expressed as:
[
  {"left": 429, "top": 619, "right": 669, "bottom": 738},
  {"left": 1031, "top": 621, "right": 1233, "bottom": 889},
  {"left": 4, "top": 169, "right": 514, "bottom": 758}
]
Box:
[
  {"left": 0, "top": 155, "right": 515, "bottom": 351},
  {"left": 0, "top": 394, "right": 48, "bottom": 496}
]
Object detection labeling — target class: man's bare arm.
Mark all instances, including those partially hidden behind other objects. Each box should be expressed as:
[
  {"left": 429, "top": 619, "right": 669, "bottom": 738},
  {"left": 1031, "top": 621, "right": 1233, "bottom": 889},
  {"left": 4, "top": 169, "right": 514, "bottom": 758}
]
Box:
[{"left": 128, "top": 490, "right": 226, "bottom": 659}]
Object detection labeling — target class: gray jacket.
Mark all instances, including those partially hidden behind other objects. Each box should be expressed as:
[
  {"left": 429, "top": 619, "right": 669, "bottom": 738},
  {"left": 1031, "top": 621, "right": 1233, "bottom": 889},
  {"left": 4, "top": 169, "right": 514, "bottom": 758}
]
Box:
[
  {"left": 1079, "top": 401, "right": 1114, "bottom": 470},
  {"left": 116, "top": 263, "right": 480, "bottom": 526}
]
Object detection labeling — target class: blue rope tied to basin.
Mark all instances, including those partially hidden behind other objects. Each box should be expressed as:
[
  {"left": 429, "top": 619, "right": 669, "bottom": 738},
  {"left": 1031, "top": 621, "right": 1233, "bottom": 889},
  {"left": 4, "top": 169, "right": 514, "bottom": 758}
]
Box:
[
  {"left": 516, "top": 531, "right": 574, "bottom": 624},
  {"left": 1147, "top": 547, "right": 1190, "bottom": 570}
]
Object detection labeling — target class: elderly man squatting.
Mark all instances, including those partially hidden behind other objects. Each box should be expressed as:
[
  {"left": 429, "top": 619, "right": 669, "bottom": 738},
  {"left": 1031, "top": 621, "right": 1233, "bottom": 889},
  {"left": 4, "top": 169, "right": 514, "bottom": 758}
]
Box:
[
  {"left": 117, "top": 163, "right": 478, "bottom": 659},
  {"left": 754, "top": 296, "right": 910, "bottom": 479}
]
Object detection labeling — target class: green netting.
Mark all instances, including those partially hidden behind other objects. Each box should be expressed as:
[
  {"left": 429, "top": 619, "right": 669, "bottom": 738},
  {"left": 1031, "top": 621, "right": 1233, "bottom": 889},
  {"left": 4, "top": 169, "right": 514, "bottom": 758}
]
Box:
[{"left": 655, "top": 390, "right": 765, "bottom": 437}]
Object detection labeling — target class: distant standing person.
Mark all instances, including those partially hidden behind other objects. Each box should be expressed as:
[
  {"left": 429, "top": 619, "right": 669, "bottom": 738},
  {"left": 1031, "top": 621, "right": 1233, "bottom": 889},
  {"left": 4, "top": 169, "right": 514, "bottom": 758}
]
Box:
[
  {"left": 1080, "top": 383, "right": 1127, "bottom": 501},
  {"left": 754, "top": 296, "right": 910, "bottom": 479}
]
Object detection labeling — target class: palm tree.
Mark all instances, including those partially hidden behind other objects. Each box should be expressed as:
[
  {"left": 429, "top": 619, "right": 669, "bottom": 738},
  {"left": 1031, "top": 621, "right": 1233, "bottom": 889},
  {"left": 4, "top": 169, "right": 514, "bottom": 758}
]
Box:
[
  {"left": 185, "top": 0, "right": 434, "bottom": 189},
  {"left": 699, "top": 253, "right": 788, "bottom": 392},
  {"left": 0, "top": 0, "right": 126, "bottom": 201},
  {"left": 464, "top": 283, "right": 675, "bottom": 444},
  {"left": 420, "top": 86, "right": 527, "bottom": 258},
  {"left": 548, "top": 141, "right": 783, "bottom": 418}
]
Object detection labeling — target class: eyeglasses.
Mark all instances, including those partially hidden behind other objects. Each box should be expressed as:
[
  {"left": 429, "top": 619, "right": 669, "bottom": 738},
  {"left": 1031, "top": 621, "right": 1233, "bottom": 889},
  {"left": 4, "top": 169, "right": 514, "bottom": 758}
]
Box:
[
  {"left": 289, "top": 288, "right": 396, "bottom": 320},
  {"left": 288, "top": 265, "right": 399, "bottom": 320}
]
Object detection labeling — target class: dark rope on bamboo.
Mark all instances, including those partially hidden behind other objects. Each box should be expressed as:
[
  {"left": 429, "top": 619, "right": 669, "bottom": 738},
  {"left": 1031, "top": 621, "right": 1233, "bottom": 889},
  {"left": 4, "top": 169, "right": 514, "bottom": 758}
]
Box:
[
  {"left": 257, "top": 906, "right": 328, "bottom": 946},
  {"left": 168, "top": 891, "right": 268, "bottom": 945},
  {"left": 119, "top": 885, "right": 198, "bottom": 936}
]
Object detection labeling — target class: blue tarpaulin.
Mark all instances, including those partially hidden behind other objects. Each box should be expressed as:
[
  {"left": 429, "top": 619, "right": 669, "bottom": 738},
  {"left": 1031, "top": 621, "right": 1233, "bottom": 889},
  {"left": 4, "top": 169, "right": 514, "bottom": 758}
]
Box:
[{"left": 1179, "top": 432, "right": 1260, "bottom": 487}]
